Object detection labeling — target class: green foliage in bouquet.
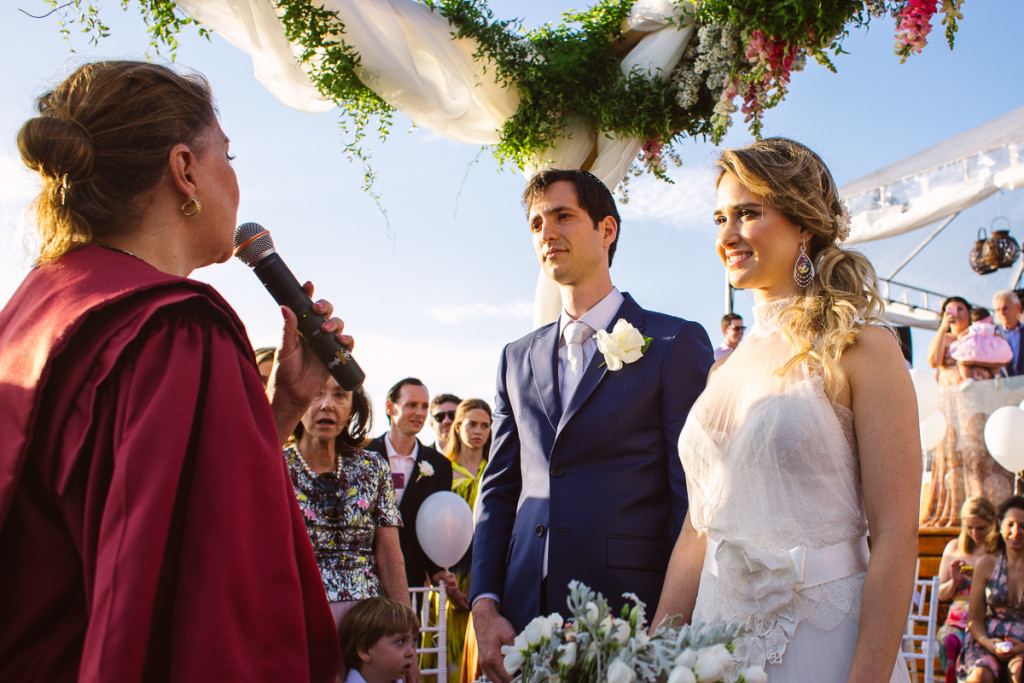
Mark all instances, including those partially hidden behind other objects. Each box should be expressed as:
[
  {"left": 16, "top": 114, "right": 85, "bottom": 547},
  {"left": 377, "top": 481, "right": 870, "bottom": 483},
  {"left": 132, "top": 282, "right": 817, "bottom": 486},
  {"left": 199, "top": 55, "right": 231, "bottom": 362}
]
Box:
[{"left": 500, "top": 580, "right": 766, "bottom": 683}]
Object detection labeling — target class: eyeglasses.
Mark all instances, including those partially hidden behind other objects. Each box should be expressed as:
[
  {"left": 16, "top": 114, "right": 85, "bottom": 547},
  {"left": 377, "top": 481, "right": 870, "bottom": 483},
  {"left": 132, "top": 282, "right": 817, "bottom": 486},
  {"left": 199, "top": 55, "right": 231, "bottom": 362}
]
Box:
[
  {"left": 728, "top": 325, "right": 745, "bottom": 331},
  {"left": 433, "top": 411, "right": 456, "bottom": 423}
]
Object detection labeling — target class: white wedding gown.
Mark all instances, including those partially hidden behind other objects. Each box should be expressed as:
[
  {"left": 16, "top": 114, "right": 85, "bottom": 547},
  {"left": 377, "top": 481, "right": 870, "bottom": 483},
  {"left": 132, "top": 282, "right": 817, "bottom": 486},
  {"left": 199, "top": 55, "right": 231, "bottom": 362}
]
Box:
[{"left": 679, "top": 299, "right": 909, "bottom": 682}]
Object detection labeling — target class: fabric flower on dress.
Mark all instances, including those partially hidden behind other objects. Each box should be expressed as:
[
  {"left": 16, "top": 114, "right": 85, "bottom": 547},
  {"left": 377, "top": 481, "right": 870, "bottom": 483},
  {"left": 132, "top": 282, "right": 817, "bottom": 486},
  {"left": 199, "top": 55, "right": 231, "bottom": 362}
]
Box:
[
  {"left": 418, "top": 461, "right": 435, "bottom": 478},
  {"left": 714, "top": 540, "right": 800, "bottom": 618},
  {"left": 595, "top": 319, "right": 651, "bottom": 371}
]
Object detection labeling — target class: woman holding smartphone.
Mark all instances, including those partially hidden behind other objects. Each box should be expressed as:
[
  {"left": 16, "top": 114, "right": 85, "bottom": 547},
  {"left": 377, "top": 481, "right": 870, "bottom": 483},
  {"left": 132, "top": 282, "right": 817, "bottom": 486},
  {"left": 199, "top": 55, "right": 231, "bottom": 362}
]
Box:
[{"left": 936, "top": 497, "right": 997, "bottom": 683}]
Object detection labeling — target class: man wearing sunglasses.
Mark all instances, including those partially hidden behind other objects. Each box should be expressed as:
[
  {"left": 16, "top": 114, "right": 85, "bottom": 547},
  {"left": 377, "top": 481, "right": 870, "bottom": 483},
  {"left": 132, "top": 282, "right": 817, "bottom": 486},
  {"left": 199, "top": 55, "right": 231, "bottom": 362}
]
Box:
[
  {"left": 714, "top": 313, "right": 745, "bottom": 361},
  {"left": 428, "top": 393, "right": 461, "bottom": 454}
]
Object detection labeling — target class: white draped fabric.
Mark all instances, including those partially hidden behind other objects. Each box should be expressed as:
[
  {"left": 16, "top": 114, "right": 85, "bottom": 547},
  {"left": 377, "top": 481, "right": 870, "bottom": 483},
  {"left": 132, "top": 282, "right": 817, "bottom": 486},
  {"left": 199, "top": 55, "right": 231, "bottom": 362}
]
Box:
[
  {"left": 841, "top": 106, "right": 1024, "bottom": 245},
  {"left": 177, "top": 0, "right": 695, "bottom": 325}
]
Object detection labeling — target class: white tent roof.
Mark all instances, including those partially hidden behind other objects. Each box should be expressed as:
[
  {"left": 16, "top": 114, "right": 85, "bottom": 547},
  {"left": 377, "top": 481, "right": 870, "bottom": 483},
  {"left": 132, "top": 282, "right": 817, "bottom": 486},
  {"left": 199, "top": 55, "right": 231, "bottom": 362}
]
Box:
[
  {"left": 843, "top": 106, "right": 1024, "bottom": 246},
  {"left": 839, "top": 107, "right": 1024, "bottom": 329}
]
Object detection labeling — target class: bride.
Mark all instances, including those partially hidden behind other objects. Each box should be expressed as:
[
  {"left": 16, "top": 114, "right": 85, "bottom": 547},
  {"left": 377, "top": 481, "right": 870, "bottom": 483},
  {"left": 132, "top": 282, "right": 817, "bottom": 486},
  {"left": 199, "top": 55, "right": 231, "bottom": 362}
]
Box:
[{"left": 652, "top": 138, "right": 920, "bottom": 682}]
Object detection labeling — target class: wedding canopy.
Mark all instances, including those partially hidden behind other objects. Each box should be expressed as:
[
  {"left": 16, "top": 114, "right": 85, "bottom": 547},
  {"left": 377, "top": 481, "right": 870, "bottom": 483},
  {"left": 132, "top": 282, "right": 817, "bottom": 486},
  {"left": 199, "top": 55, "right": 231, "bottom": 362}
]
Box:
[
  {"left": 842, "top": 107, "right": 1024, "bottom": 329},
  {"left": 176, "top": 0, "right": 695, "bottom": 325}
]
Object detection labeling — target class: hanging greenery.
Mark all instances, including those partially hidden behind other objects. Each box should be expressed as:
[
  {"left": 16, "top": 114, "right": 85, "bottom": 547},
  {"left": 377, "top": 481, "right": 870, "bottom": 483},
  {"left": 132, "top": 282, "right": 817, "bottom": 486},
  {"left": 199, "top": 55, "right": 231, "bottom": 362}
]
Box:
[{"left": 45, "top": 0, "right": 965, "bottom": 181}]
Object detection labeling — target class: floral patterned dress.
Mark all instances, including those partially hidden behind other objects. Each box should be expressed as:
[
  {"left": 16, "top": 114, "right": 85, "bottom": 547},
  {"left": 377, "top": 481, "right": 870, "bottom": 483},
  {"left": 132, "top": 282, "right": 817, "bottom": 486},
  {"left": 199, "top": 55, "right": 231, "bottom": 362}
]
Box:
[
  {"left": 957, "top": 553, "right": 1024, "bottom": 680},
  {"left": 284, "top": 445, "right": 402, "bottom": 601}
]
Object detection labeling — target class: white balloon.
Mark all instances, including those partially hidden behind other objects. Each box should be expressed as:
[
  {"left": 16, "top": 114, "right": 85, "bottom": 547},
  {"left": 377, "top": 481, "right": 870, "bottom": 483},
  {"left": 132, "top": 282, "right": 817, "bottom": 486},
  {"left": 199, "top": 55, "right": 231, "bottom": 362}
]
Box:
[
  {"left": 909, "top": 368, "right": 940, "bottom": 418},
  {"left": 919, "top": 410, "right": 947, "bottom": 451},
  {"left": 416, "top": 491, "right": 474, "bottom": 569},
  {"left": 984, "top": 406, "right": 1024, "bottom": 473}
]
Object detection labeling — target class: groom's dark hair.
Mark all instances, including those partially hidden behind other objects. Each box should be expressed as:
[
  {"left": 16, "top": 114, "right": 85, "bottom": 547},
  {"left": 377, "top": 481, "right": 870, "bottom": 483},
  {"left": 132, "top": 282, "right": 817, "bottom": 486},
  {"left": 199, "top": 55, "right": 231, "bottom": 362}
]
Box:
[{"left": 522, "top": 169, "right": 621, "bottom": 267}]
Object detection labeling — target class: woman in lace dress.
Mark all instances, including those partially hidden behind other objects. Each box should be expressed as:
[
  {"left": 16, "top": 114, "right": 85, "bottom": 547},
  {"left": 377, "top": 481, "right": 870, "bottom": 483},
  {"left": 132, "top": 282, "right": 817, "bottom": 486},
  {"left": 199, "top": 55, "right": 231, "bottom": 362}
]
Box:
[
  {"left": 652, "top": 138, "right": 920, "bottom": 682},
  {"left": 922, "top": 298, "right": 1013, "bottom": 527}
]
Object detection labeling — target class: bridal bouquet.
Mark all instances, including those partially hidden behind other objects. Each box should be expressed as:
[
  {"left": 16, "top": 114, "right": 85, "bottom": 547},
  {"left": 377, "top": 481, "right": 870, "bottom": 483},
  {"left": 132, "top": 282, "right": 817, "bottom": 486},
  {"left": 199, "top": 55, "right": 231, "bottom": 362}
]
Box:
[{"left": 500, "top": 581, "right": 765, "bottom": 683}]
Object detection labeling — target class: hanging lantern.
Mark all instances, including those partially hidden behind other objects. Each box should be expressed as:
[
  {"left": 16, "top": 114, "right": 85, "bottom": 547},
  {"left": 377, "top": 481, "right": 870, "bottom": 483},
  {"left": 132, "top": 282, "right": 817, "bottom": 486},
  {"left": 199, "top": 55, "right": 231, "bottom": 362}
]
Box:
[
  {"left": 983, "top": 217, "right": 1020, "bottom": 269},
  {"left": 971, "top": 228, "right": 997, "bottom": 274}
]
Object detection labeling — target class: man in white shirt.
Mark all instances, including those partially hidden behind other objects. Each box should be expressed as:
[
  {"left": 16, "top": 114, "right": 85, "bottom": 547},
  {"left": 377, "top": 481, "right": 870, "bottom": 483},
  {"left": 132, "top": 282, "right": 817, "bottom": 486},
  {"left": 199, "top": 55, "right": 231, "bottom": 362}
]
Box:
[
  {"left": 994, "top": 290, "right": 1024, "bottom": 376},
  {"left": 714, "top": 313, "right": 744, "bottom": 361},
  {"left": 366, "top": 378, "right": 453, "bottom": 589}
]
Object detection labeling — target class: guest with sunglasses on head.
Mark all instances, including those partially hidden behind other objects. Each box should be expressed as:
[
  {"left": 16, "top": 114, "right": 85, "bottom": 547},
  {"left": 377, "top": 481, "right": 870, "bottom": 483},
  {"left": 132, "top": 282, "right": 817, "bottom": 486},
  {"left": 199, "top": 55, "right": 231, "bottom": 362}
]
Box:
[
  {"left": 285, "top": 379, "right": 414, "bottom": 649},
  {"left": 714, "top": 313, "right": 745, "bottom": 361}
]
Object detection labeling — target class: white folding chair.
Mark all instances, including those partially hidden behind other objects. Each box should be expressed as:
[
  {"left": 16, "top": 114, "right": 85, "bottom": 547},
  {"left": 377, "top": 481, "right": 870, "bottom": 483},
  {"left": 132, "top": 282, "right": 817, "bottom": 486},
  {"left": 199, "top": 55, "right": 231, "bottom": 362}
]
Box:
[
  {"left": 411, "top": 583, "right": 448, "bottom": 683},
  {"left": 903, "top": 574, "right": 940, "bottom": 683}
]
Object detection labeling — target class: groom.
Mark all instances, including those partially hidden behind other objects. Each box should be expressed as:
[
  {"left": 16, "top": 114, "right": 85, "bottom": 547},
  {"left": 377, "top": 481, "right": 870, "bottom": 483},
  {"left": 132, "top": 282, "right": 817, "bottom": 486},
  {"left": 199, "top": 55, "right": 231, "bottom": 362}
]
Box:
[{"left": 470, "top": 169, "right": 713, "bottom": 681}]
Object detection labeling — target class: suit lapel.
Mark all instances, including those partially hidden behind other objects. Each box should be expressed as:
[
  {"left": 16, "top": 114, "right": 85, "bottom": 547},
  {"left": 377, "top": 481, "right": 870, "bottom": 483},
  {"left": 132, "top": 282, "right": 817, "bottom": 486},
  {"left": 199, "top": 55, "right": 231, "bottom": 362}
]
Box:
[
  {"left": 530, "top": 323, "right": 562, "bottom": 429},
  {"left": 557, "top": 294, "right": 646, "bottom": 433}
]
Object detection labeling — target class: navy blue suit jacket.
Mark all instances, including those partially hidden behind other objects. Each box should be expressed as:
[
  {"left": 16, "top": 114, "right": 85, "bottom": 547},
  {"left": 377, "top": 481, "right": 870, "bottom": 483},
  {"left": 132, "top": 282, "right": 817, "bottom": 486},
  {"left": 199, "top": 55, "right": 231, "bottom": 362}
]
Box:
[{"left": 470, "top": 293, "right": 713, "bottom": 631}]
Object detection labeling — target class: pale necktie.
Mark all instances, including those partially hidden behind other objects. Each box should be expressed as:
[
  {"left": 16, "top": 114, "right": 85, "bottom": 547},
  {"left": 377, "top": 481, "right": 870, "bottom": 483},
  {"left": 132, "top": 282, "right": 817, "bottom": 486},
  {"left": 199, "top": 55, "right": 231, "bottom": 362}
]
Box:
[{"left": 562, "top": 321, "right": 594, "bottom": 406}]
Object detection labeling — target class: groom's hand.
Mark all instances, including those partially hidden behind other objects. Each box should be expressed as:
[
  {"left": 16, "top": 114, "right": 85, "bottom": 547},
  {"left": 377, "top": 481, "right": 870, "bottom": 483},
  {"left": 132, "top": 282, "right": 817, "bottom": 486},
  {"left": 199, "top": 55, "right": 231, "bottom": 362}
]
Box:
[{"left": 471, "top": 597, "right": 515, "bottom": 683}]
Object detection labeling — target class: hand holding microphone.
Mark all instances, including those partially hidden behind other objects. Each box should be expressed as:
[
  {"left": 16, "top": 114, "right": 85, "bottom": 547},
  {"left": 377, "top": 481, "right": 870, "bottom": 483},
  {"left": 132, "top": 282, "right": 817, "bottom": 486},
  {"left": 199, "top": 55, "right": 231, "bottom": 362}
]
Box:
[{"left": 234, "top": 222, "right": 365, "bottom": 391}]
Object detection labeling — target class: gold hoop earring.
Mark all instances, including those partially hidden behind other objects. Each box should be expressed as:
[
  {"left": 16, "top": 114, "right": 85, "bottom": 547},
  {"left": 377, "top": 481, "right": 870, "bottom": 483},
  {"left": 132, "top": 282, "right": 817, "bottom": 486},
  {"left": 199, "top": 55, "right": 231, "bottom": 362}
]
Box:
[{"left": 181, "top": 196, "right": 202, "bottom": 217}]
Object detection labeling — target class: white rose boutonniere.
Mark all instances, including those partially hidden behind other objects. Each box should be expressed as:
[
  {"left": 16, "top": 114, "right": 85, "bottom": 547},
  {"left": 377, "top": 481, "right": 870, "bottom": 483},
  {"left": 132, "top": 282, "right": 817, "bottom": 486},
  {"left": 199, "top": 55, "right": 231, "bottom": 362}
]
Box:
[
  {"left": 418, "top": 461, "right": 435, "bottom": 478},
  {"left": 595, "top": 319, "right": 652, "bottom": 371}
]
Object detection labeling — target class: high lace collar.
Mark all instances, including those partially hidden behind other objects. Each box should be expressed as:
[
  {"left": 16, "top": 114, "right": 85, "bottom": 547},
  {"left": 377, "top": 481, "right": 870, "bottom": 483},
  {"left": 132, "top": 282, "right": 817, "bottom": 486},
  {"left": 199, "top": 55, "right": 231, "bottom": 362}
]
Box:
[{"left": 750, "top": 296, "right": 800, "bottom": 336}]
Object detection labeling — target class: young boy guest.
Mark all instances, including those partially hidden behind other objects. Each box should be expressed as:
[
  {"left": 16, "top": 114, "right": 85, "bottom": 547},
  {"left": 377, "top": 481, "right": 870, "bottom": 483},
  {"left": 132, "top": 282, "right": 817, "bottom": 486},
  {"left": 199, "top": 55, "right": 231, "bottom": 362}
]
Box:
[{"left": 339, "top": 597, "right": 419, "bottom": 683}]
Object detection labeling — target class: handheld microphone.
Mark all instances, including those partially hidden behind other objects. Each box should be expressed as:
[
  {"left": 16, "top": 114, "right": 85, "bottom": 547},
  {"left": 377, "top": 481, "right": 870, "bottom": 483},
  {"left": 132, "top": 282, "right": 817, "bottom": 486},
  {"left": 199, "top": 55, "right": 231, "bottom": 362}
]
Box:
[{"left": 233, "top": 222, "right": 365, "bottom": 390}]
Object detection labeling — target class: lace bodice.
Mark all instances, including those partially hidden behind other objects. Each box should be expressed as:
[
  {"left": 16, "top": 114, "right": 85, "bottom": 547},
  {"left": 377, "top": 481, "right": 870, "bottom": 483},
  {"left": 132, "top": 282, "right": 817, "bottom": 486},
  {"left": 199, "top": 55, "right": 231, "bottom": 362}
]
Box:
[{"left": 681, "top": 298, "right": 867, "bottom": 670}]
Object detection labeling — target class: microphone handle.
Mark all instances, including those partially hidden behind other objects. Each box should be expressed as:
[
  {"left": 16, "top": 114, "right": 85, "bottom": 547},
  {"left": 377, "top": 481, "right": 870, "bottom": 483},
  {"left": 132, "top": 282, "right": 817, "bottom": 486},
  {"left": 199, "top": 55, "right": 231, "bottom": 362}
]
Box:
[{"left": 252, "top": 252, "right": 365, "bottom": 390}]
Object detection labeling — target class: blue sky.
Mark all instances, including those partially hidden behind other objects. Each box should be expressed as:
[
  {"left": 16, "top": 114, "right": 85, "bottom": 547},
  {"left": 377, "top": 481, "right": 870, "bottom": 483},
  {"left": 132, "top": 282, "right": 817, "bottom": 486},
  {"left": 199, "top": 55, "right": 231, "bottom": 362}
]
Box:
[{"left": 1, "top": 1, "right": 1022, "bottom": 426}]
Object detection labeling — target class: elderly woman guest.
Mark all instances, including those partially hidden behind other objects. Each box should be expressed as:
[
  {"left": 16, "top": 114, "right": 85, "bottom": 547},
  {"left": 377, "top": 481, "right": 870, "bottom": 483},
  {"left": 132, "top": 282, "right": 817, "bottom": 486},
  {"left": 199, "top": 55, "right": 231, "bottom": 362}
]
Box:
[
  {"left": 923, "top": 297, "right": 1014, "bottom": 526},
  {"left": 957, "top": 496, "right": 1024, "bottom": 683},
  {"left": 0, "top": 61, "right": 345, "bottom": 680},
  {"left": 936, "top": 497, "right": 998, "bottom": 683},
  {"left": 285, "top": 377, "right": 411, "bottom": 626}
]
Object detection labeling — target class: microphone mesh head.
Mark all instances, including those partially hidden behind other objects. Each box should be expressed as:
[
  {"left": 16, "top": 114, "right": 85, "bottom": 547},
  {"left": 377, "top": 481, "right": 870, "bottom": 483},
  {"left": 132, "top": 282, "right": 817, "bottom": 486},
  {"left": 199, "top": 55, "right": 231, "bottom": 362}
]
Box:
[{"left": 233, "top": 222, "right": 275, "bottom": 266}]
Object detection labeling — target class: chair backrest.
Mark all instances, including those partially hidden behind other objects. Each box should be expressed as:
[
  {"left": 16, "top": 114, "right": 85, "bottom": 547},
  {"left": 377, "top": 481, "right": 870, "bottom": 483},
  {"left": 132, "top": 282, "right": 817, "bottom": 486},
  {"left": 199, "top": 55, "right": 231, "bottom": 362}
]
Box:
[
  {"left": 903, "top": 574, "right": 940, "bottom": 683},
  {"left": 411, "top": 584, "right": 448, "bottom": 683}
]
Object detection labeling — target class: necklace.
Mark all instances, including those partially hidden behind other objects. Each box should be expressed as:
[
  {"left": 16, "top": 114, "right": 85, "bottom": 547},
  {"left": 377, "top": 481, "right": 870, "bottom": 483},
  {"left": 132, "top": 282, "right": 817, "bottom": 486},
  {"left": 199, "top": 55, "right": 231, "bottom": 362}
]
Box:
[{"left": 294, "top": 446, "right": 343, "bottom": 480}]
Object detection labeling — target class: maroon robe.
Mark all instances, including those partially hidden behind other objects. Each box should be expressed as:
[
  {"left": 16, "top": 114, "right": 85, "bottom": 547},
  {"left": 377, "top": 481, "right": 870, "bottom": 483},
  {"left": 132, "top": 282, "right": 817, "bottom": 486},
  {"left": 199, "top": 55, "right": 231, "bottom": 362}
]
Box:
[{"left": 0, "top": 245, "right": 339, "bottom": 681}]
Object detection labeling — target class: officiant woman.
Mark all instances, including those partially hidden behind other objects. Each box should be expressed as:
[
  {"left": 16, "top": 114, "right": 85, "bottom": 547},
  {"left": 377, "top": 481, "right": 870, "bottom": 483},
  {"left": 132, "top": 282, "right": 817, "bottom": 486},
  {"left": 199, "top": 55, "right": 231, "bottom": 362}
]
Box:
[{"left": 0, "top": 60, "right": 344, "bottom": 681}]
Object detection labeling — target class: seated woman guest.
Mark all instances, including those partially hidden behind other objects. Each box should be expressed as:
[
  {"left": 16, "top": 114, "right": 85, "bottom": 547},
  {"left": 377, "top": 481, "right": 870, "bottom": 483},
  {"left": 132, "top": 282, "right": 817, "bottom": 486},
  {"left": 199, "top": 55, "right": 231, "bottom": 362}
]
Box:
[
  {"left": 936, "top": 497, "right": 998, "bottom": 683},
  {"left": 286, "top": 377, "right": 411, "bottom": 627},
  {"left": 423, "top": 399, "right": 492, "bottom": 682},
  {"left": 0, "top": 61, "right": 343, "bottom": 680},
  {"left": 957, "top": 496, "right": 1024, "bottom": 683}
]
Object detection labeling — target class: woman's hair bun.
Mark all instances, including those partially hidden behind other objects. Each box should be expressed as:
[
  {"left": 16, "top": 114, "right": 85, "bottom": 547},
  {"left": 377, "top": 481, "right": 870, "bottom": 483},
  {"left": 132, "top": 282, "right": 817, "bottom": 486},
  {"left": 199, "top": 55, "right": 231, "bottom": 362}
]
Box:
[{"left": 18, "top": 114, "right": 95, "bottom": 183}]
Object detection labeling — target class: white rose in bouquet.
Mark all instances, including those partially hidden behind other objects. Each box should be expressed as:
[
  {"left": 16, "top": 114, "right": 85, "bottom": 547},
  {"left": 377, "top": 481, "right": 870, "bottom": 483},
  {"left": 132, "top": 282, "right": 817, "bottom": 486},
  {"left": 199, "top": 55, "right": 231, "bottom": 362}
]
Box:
[
  {"left": 694, "top": 643, "right": 732, "bottom": 682},
  {"left": 667, "top": 666, "right": 697, "bottom": 683},
  {"left": 502, "top": 644, "right": 525, "bottom": 674},
  {"left": 606, "top": 658, "right": 636, "bottom": 683},
  {"left": 558, "top": 641, "right": 577, "bottom": 668},
  {"left": 740, "top": 666, "right": 769, "bottom": 683}
]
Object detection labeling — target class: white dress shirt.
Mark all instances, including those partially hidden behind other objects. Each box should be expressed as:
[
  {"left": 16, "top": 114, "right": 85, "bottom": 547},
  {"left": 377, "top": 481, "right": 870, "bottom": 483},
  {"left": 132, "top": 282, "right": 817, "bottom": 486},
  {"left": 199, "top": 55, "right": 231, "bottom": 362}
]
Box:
[
  {"left": 556, "top": 287, "right": 624, "bottom": 390},
  {"left": 384, "top": 434, "right": 418, "bottom": 505}
]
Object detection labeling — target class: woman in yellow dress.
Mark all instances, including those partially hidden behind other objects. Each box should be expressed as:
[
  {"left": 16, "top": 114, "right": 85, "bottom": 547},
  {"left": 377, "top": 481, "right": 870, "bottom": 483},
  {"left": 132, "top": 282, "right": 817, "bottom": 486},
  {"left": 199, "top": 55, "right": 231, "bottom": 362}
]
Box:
[{"left": 423, "top": 398, "right": 491, "bottom": 682}]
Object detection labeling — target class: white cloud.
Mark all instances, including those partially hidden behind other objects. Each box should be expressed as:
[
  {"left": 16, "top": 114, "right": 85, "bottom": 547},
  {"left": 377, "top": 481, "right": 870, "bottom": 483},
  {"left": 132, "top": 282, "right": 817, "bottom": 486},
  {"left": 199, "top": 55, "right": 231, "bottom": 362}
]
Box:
[
  {"left": 619, "top": 165, "right": 717, "bottom": 232},
  {"left": 0, "top": 155, "right": 38, "bottom": 205},
  {"left": 424, "top": 299, "right": 533, "bottom": 325}
]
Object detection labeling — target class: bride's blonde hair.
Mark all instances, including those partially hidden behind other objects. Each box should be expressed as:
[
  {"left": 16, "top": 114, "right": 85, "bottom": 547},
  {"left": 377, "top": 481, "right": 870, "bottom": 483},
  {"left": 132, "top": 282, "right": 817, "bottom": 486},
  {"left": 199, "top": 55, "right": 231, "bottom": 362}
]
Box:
[{"left": 716, "top": 137, "right": 886, "bottom": 397}]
